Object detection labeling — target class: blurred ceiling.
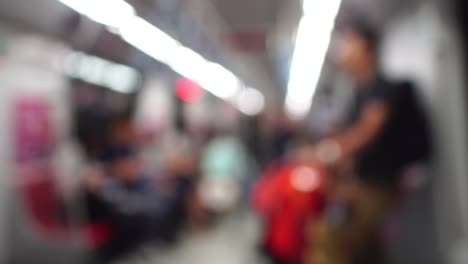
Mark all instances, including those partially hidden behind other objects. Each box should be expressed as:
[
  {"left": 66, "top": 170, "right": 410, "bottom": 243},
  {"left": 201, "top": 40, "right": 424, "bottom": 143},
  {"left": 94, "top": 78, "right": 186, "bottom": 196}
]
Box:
[
  {"left": 182, "top": 0, "right": 302, "bottom": 104},
  {"left": 209, "top": 0, "right": 301, "bottom": 99},
  {"left": 339, "top": 0, "right": 417, "bottom": 26},
  {"left": 185, "top": 0, "right": 417, "bottom": 102},
  {"left": 0, "top": 0, "right": 418, "bottom": 105},
  {"left": 210, "top": 0, "right": 282, "bottom": 90}
]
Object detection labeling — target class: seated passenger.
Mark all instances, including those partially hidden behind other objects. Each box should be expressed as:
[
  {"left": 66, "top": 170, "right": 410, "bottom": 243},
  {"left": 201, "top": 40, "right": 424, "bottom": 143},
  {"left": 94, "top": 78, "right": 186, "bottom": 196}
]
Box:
[{"left": 84, "top": 144, "right": 171, "bottom": 261}]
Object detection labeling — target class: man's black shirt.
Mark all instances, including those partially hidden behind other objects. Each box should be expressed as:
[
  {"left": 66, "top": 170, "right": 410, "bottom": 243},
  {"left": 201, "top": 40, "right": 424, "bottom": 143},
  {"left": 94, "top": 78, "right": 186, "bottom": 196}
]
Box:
[{"left": 347, "top": 77, "right": 431, "bottom": 188}]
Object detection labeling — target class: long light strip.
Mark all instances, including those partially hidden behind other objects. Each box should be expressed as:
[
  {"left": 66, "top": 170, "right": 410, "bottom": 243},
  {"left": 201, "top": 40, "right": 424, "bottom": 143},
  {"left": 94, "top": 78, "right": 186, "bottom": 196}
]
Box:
[
  {"left": 119, "top": 16, "right": 180, "bottom": 66},
  {"left": 59, "top": 0, "right": 135, "bottom": 29},
  {"left": 58, "top": 0, "right": 261, "bottom": 104},
  {"left": 285, "top": 0, "right": 342, "bottom": 119},
  {"left": 64, "top": 51, "right": 140, "bottom": 94}
]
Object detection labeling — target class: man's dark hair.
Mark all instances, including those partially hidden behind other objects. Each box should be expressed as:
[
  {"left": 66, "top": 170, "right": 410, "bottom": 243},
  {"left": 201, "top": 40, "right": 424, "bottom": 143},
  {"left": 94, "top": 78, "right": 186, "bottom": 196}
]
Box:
[{"left": 337, "top": 17, "right": 380, "bottom": 55}]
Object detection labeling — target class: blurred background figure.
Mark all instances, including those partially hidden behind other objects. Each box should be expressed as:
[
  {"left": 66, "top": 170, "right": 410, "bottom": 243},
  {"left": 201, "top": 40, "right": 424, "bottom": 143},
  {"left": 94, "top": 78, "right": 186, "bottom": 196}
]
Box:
[
  {"left": 84, "top": 144, "right": 154, "bottom": 262},
  {"left": 199, "top": 127, "right": 249, "bottom": 215}
]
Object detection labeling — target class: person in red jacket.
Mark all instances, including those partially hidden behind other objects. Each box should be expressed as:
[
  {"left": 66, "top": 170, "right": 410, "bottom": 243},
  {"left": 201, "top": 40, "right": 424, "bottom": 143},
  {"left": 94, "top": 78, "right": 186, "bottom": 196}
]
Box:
[{"left": 253, "top": 145, "right": 327, "bottom": 264}]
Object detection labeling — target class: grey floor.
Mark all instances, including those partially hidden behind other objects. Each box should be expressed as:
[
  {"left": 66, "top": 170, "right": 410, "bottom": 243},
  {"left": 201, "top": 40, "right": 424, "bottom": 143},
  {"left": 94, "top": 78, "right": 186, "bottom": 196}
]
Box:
[
  {"left": 113, "top": 181, "right": 443, "bottom": 264},
  {"left": 115, "top": 211, "right": 269, "bottom": 264},
  {"left": 387, "top": 182, "right": 443, "bottom": 264}
]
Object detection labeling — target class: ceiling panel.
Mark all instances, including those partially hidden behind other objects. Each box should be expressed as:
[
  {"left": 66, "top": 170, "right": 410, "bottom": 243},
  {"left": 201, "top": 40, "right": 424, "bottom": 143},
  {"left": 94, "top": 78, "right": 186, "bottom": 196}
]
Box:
[{"left": 210, "top": 0, "right": 281, "bottom": 30}]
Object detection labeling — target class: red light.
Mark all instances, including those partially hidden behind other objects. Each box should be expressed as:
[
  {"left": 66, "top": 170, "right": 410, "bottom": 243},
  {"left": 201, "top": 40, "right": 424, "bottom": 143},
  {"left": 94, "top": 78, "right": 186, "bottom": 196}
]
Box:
[{"left": 175, "top": 77, "right": 203, "bottom": 102}]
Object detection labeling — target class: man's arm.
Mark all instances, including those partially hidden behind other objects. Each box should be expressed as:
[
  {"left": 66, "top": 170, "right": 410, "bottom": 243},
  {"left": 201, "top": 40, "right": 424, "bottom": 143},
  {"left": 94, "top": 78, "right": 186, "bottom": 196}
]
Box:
[
  {"left": 316, "top": 101, "right": 390, "bottom": 164},
  {"left": 337, "top": 101, "right": 389, "bottom": 156}
]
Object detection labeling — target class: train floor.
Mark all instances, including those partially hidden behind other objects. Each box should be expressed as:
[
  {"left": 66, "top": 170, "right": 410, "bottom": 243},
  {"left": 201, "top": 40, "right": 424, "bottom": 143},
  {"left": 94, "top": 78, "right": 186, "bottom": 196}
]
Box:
[
  {"left": 114, "top": 209, "right": 268, "bottom": 264},
  {"left": 112, "top": 180, "right": 443, "bottom": 264}
]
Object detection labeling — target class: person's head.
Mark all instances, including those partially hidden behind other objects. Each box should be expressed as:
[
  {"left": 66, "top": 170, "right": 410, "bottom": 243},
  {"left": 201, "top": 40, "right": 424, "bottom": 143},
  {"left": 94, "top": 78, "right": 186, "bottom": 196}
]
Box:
[
  {"left": 334, "top": 19, "right": 380, "bottom": 81},
  {"left": 108, "top": 114, "right": 136, "bottom": 144},
  {"left": 101, "top": 144, "right": 142, "bottom": 183}
]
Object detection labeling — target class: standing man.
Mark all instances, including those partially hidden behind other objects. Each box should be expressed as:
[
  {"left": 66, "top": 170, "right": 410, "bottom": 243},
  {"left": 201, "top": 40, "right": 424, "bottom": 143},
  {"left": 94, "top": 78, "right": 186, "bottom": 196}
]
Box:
[{"left": 310, "top": 19, "right": 431, "bottom": 264}]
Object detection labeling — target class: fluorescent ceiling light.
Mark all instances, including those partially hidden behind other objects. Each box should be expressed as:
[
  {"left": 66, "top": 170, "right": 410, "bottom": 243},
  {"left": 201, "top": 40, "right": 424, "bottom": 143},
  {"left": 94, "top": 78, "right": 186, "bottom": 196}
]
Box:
[
  {"left": 120, "top": 17, "right": 180, "bottom": 65},
  {"left": 63, "top": 51, "right": 140, "bottom": 94},
  {"left": 195, "top": 62, "right": 241, "bottom": 99},
  {"left": 167, "top": 46, "right": 208, "bottom": 80},
  {"left": 285, "top": 0, "right": 342, "bottom": 119},
  {"left": 303, "top": 0, "right": 342, "bottom": 18},
  {"left": 119, "top": 18, "right": 241, "bottom": 99},
  {"left": 104, "top": 64, "right": 140, "bottom": 94},
  {"left": 58, "top": 0, "right": 135, "bottom": 29},
  {"left": 58, "top": 0, "right": 259, "bottom": 110}
]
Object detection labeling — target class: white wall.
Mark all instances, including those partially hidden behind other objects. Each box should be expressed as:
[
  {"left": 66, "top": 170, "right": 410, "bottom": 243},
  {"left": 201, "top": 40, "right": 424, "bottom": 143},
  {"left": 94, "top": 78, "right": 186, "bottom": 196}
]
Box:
[
  {"left": 380, "top": 3, "right": 468, "bottom": 263},
  {"left": 381, "top": 4, "right": 439, "bottom": 101}
]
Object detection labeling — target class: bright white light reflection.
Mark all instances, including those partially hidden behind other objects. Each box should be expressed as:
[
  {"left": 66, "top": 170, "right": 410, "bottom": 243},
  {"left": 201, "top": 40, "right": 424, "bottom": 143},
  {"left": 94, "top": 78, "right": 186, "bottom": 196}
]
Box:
[
  {"left": 285, "top": 0, "right": 342, "bottom": 119},
  {"left": 291, "top": 166, "right": 321, "bottom": 192}
]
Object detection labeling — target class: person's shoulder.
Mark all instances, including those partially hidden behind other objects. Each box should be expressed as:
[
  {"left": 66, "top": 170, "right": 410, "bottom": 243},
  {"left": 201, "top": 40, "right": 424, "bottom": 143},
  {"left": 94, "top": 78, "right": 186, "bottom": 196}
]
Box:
[
  {"left": 387, "top": 79, "right": 420, "bottom": 100},
  {"left": 375, "top": 76, "right": 393, "bottom": 90},
  {"left": 374, "top": 77, "right": 403, "bottom": 99}
]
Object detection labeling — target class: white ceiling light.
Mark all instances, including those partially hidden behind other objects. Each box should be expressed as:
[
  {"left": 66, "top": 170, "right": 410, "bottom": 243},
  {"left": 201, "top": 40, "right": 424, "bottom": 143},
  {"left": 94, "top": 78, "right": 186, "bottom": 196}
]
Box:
[
  {"left": 195, "top": 62, "right": 241, "bottom": 99},
  {"left": 119, "top": 16, "right": 180, "bottom": 65},
  {"left": 285, "top": 0, "right": 342, "bottom": 119},
  {"left": 58, "top": 0, "right": 135, "bottom": 29},
  {"left": 167, "top": 46, "right": 208, "bottom": 80},
  {"left": 104, "top": 64, "right": 140, "bottom": 94},
  {"left": 63, "top": 51, "right": 140, "bottom": 94},
  {"left": 120, "top": 20, "right": 240, "bottom": 99},
  {"left": 236, "top": 87, "right": 265, "bottom": 116},
  {"left": 58, "top": 0, "right": 261, "bottom": 112}
]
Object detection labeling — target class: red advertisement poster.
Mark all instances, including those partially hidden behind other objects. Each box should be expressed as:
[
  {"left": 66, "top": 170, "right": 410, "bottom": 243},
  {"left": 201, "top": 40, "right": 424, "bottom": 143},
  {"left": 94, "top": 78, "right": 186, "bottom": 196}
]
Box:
[
  {"left": 14, "top": 96, "right": 66, "bottom": 236},
  {"left": 14, "top": 97, "right": 53, "bottom": 163}
]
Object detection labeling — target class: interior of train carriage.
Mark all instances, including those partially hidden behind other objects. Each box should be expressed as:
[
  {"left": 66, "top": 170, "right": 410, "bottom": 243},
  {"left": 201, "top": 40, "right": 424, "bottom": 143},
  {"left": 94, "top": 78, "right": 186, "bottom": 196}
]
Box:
[{"left": 0, "top": 0, "right": 467, "bottom": 263}]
